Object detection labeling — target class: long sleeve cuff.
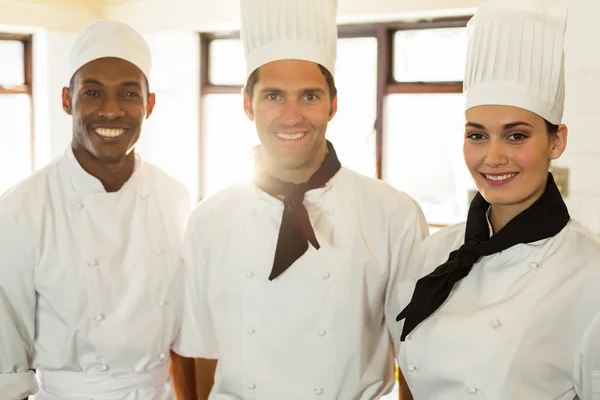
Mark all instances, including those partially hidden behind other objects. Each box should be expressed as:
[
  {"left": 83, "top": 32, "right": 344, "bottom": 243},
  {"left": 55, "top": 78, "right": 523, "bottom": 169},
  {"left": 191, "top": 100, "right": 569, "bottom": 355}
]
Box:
[{"left": 0, "top": 371, "right": 38, "bottom": 400}]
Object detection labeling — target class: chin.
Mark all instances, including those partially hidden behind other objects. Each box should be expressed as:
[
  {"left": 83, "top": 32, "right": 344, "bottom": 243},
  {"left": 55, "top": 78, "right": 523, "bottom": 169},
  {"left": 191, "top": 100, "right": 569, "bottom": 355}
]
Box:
[
  {"left": 479, "top": 187, "right": 535, "bottom": 208},
  {"left": 90, "top": 148, "right": 130, "bottom": 163}
]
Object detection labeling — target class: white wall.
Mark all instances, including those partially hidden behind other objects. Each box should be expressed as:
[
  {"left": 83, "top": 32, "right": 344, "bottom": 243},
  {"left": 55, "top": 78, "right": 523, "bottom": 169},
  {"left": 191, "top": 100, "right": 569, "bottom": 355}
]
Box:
[
  {"left": 105, "top": 0, "right": 480, "bottom": 31},
  {"left": 0, "top": 1, "right": 100, "bottom": 31},
  {"left": 552, "top": 0, "right": 600, "bottom": 236}
]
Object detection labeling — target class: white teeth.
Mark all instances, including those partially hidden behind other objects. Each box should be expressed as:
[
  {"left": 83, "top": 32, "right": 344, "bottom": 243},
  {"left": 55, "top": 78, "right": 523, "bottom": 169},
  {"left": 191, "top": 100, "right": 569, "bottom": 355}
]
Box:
[
  {"left": 276, "top": 132, "right": 305, "bottom": 140},
  {"left": 95, "top": 128, "right": 126, "bottom": 138},
  {"left": 484, "top": 173, "right": 517, "bottom": 181}
]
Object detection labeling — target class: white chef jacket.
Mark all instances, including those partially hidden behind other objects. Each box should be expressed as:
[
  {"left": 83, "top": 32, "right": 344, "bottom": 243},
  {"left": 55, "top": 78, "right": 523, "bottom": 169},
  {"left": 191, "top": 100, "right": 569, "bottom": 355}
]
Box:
[
  {"left": 173, "top": 167, "right": 429, "bottom": 400},
  {"left": 397, "top": 219, "right": 600, "bottom": 400},
  {"left": 0, "top": 148, "right": 191, "bottom": 400}
]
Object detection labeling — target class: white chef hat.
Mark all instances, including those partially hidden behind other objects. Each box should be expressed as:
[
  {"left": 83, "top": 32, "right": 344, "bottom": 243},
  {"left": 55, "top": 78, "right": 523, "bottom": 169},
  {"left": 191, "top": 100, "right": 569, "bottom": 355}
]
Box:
[
  {"left": 68, "top": 20, "right": 152, "bottom": 81},
  {"left": 463, "top": 0, "right": 568, "bottom": 124},
  {"left": 239, "top": 0, "right": 338, "bottom": 79}
]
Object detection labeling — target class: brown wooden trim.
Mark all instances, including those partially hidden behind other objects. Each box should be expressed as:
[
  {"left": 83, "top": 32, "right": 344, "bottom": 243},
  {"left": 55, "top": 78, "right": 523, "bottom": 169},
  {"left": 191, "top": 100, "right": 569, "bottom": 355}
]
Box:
[
  {"left": 200, "top": 31, "right": 240, "bottom": 41},
  {"left": 198, "top": 34, "right": 209, "bottom": 201},
  {"left": 338, "top": 25, "right": 377, "bottom": 38},
  {"left": 374, "top": 27, "right": 392, "bottom": 180},
  {"left": 200, "top": 34, "right": 211, "bottom": 89},
  {"left": 0, "top": 85, "right": 29, "bottom": 94},
  {"left": 380, "top": 16, "right": 471, "bottom": 31},
  {"left": 24, "top": 36, "right": 34, "bottom": 173},
  {"left": 201, "top": 85, "right": 243, "bottom": 95},
  {"left": 0, "top": 33, "right": 30, "bottom": 41},
  {"left": 23, "top": 38, "right": 33, "bottom": 87},
  {"left": 386, "top": 82, "right": 463, "bottom": 94}
]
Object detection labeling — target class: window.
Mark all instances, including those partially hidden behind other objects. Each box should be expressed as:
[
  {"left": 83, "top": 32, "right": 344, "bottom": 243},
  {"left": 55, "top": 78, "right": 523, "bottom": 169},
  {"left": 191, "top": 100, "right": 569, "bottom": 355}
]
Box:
[
  {"left": 325, "top": 37, "right": 377, "bottom": 178},
  {"left": 394, "top": 27, "right": 467, "bottom": 82},
  {"left": 0, "top": 35, "right": 33, "bottom": 196},
  {"left": 383, "top": 93, "right": 472, "bottom": 225},
  {"left": 383, "top": 25, "right": 472, "bottom": 225},
  {"left": 198, "top": 17, "right": 473, "bottom": 227}
]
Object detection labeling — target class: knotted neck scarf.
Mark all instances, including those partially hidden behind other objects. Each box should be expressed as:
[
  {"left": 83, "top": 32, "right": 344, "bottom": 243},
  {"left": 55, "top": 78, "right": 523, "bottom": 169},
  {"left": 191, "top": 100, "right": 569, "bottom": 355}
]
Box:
[
  {"left": 253, "top": 140, "right": 342, "bottom": 280},
  {"left": 396, "top": 173, "right": 570, "bottom": 341}
]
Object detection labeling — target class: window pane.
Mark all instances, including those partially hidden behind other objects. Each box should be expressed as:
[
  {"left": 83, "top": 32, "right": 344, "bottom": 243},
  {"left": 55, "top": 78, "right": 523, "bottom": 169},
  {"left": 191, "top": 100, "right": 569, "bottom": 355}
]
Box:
[
  {"left": 209, "top": 39, "right": 246, "bottom": 86},
  {"left": 394, "top": 27, "right": 467, "bottom": 82},
  {"left": 202, "top": 94, "right": 258, "bottom": 197},
  {"left": 0, "top": 94, "right": 31, "bottom": 194},
  {"left": 327, "top": 37, "right": 377, "bottom": 178},
  {"left": 0, "top": 40, "right": 25, "bottom": 87},
  {"left": 383, "top": 93, "right": 474, "bottom": 225}
]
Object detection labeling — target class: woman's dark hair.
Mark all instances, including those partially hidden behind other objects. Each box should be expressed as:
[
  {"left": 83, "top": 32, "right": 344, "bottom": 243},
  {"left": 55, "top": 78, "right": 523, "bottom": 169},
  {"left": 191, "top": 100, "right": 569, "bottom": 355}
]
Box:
[{"left": 545, "top": 119, "right": 559, "bottom": 135}]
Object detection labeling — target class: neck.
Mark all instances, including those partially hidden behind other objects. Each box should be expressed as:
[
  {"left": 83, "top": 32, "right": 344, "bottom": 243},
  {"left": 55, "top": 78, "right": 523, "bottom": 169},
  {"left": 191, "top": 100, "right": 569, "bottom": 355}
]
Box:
[
  {"left": 72, "top": 144, "right": 136, "bottom": 192},
  {"left": 488, "top": 181, "right": 547, "bottom": 233},
  {"left": 263, "top": 143, "right": 328, "bottom": 184}
]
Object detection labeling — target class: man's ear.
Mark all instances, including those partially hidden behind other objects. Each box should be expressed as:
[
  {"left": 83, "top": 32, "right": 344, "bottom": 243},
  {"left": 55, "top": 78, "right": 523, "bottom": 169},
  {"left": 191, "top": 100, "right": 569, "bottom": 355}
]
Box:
[
  {"left": 243, "top": 91, "right": 254, "bottom": 121},
  {"left": 328, "top": 96, "right": 338, "bottom": 120},
  {"left": 146, "top": 93, "right": 156, "bottom": 118},
  {"left": 61, "top": 87, "right": 72, "bottom": 115}
]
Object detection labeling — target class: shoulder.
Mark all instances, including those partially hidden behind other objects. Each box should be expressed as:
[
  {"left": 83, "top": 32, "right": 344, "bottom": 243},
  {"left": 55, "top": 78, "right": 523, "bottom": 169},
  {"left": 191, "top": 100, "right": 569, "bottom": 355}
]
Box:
[
  {"left": 338, "top": 168, "right": 422, "bottom": 213},
  {"left": 0, "top": 158, "right": 60, "bottom": 215},
  {"left": 140, "top": 161, "right": 191, "bottom": 208},
  {"left": 187, "top": 182, "right": 252, "bottom": 228}
]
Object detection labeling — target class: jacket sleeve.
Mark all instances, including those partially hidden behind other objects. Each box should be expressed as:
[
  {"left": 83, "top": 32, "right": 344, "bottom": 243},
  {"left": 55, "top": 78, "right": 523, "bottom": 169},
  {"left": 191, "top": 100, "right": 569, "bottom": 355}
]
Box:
[
  {"left": 171, "top": 214, "right": 218, "bottom": 359},
  {"left": 0, "top": 212, "right": 38, "bottom": 399},
  {"left": 574, "top": 310, "right": 600, "bottom": 399},
  {"left": 385, "top": 195, "right": 429, "bottom": 354}
]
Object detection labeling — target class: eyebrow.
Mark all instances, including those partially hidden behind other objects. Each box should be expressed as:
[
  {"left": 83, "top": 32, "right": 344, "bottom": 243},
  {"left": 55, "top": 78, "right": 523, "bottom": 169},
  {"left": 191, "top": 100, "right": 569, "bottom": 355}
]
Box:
[
  {"left": 465, "top": 121, "right": 534, "bottom": 130},
  {"left": 80, "top": 79, "right": 142, "bottom": 89},
  {"left": 81, "top": 79, "right": 103, "bottom": 86},
  {"left": 259, "top": 88, "right": 326, "bottom": 95}
]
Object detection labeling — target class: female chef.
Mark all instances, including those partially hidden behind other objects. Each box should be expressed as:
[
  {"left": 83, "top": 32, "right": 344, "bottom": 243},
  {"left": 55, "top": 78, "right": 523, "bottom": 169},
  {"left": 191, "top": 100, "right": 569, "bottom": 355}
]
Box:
[{"left": 396, "top": 0, "right": 600, "bottom": 398}]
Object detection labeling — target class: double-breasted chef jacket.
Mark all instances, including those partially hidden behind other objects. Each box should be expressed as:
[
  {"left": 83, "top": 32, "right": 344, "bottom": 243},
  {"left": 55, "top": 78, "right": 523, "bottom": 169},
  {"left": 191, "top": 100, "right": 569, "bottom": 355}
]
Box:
[
  {"left": 398, "top": 219, "right": 600, "bottom": 399},
  {"left": 173, "top": 167, "right": 429, "bottom": 400},
  {"left": 0, "top": 148, "right": 191, "bottom": 400}
]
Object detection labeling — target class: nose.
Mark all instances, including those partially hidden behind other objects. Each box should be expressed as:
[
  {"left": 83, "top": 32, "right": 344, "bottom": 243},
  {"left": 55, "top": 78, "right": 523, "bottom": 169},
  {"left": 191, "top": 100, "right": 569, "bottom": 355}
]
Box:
[
  {"left": 279, "top": 100, "right": 303, "bottom": 126},
  {"left": 98, "top": 95, "right": 126, "bottom": 120},
  {"left": 484, "top": 140, "right": 508, "bottom": 168}
]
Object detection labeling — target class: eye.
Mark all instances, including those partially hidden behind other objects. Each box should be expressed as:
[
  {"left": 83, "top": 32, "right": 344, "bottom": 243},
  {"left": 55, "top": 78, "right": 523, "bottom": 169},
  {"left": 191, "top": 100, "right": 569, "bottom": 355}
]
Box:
[
  {"left": 83, "top": 90, "right": 100, "bottom": 97},
  {"left": 507, "top": 132, "right": 528, "bottom": 141},
  {"left": 303, "top": 93, "right": 318, "bottom": 101},
  {"left": 266, "top": 93, "right": 281, "bottom": 101},
  {"left": 124, "top": 91, "right": 141, "bottom": 98},
  {"left": 466, "top": 132, "right": 485, "bottom": 141}
]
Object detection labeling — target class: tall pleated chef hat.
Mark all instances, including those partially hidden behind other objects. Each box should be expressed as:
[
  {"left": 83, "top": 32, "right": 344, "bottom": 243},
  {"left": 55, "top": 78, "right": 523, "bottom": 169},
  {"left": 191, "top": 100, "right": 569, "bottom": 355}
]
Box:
[
  {"left": 69, "top": 20, "right": 152, "bottom": 81},
  {"left": 463, "top": 0, "right": 568, "bottom": 124},
  {"left": 239, "top": 0, "right": 339, "bottom": 79}
]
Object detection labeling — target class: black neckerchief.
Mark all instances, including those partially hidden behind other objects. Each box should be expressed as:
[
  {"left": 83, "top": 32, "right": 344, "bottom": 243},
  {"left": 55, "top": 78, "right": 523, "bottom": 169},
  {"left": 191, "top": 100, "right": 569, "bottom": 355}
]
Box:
[{"left": 396, "top": 173, "right": 570, "bottom": 341}]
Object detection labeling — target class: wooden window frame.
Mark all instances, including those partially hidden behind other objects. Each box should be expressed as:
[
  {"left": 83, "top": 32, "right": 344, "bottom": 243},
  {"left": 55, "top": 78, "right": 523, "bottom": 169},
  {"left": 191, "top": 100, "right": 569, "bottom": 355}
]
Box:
[
  {"left": 0, "top": 34, "right": 33, "bottom": 95},
  {"left": 0, "top": 33, "right": 35, "bottom": 172},
  {"left": 197, "top": 16, "right": 472, "bottom": 229}
]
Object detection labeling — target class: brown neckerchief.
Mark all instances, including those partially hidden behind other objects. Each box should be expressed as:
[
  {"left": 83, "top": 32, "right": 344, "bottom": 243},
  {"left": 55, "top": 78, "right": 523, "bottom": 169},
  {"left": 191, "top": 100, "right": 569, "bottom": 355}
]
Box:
[{"left": 253, "top": 140, "right": 342, "bottom": 280}]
